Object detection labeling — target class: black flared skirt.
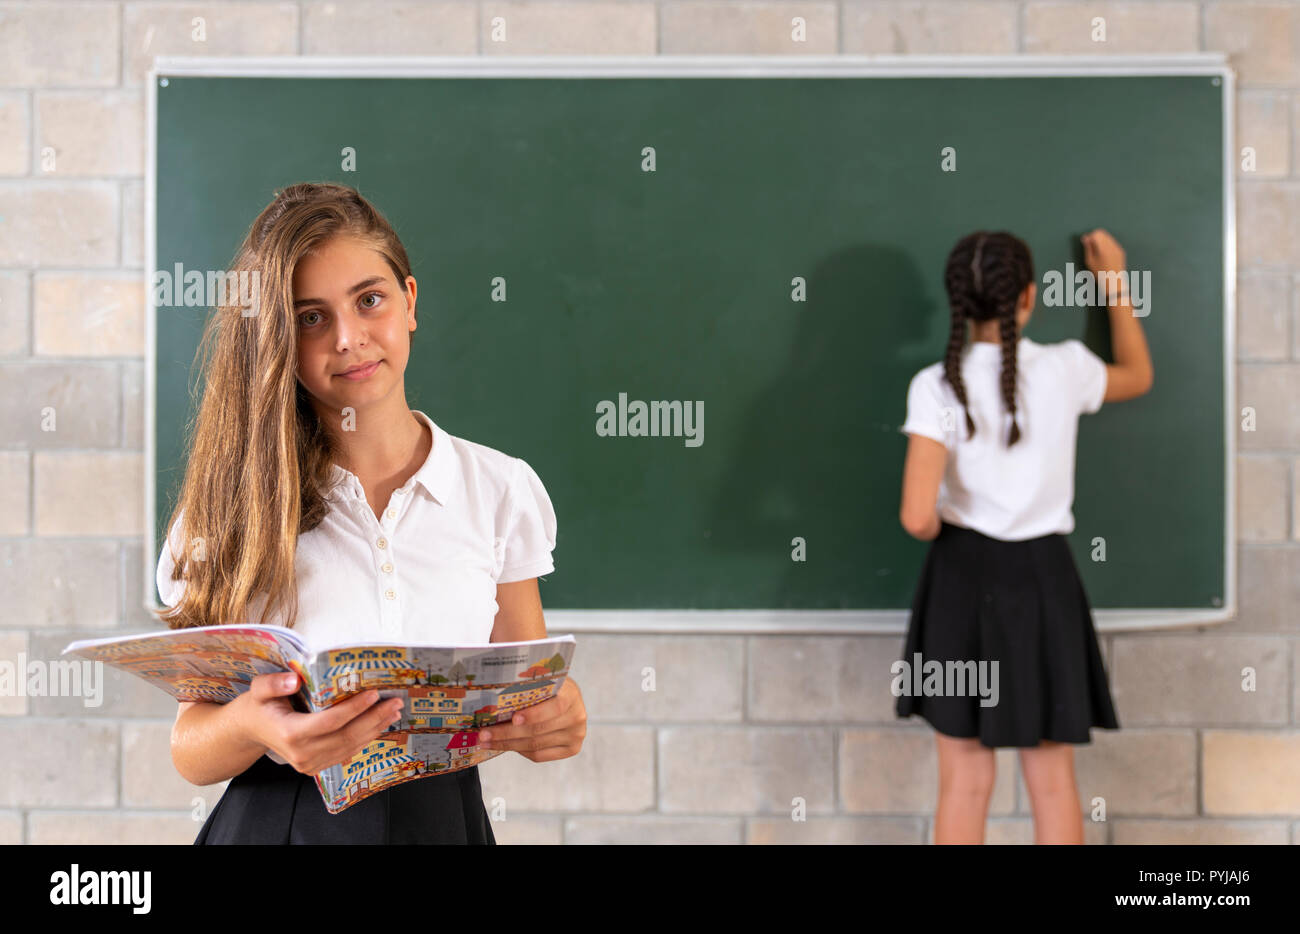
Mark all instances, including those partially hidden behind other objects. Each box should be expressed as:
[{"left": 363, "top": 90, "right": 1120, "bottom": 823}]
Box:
[
  {"left": 194, "top": 754, "right": 496, "bottom": 845},
  {"left": 895, "top": 520, "right": 1120, "bottom": 747}
]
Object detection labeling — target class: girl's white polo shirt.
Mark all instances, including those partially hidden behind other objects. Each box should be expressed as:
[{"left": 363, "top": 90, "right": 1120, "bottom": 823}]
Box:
[
  {"left": 156, "top": 409, "right": 558, "bottom": 651},
  {"left": 900, "top": 337, "right": 1108, "bottom": 542}
]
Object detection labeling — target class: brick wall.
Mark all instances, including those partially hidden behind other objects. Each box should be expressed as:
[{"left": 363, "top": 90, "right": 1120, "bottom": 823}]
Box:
[{"left": 0, "top": 1, "right": 1294, "bottom": 845}]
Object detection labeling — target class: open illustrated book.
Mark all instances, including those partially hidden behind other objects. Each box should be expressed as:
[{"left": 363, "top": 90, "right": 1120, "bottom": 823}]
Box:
[{"left": 62, "top": 626, "right": 576, "bottom": 814}]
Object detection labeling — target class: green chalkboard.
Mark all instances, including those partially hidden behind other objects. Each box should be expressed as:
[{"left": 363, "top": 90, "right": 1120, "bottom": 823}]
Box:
[{"left": 150, "top": 63, "right": 1229, "bottom": 616}]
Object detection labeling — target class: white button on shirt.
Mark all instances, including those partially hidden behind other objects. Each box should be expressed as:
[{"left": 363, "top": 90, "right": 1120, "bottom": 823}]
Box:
[
  {"left": 156, "top": 410, "right": 558, "bottom": 653},
  {"left": 900, "top": 337, "right": 1108, "bottom": 542}
]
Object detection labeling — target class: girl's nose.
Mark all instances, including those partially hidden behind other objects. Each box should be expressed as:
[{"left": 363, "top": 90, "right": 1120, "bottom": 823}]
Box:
[{"left": 334, "top": 310, "right": 368, "bottom": 352}]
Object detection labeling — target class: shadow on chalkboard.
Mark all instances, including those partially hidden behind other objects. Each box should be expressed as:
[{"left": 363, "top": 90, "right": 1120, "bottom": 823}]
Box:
[{"left": 707, "top": 242, "right": 940, "bottom": 608}]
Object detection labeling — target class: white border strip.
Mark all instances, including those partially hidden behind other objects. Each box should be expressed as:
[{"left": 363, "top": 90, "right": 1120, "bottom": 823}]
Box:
[
  {"left": 148, "top": 53, "right": 1229, "bottom": 78},
  {"left": 144, "top": 53, "right": 158, "bottom": 625},
  {"left": 545, "top": 608, "right": 1233, "bottom": 635},
  {"left": 143, "top": 54, "right": 1235, "bottom": 636},
  {"left": 1222, "top": 65, "right": 1238, "bottom": 631}
]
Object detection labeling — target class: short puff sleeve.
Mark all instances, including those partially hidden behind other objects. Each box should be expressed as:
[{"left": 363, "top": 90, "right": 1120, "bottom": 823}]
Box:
[
  {"left": 1060, "top": 339, "right": 1108, "bottom": 415},
  {"left": 496, "top": 457, "right": 557, "bottom": 583},
  {"left": 900, "top": 368, "right": 957, "bottom": 450},
  {"left": 155, "top": 511, "right": 188, "bottom": 607}
]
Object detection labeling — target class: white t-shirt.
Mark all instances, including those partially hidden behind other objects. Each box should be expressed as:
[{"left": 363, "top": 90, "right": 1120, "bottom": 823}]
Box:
[
  {"left": 156, "top": 409, "right": 558, "bottom": 651},
  {"left": 899, "top": 337, "right": 1107, "bottom": 541}
]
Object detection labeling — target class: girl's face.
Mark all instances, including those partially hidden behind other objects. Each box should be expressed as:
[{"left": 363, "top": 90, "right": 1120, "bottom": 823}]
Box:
[{"left": 292, "top": 235, "right": 417, "bottom": 416}]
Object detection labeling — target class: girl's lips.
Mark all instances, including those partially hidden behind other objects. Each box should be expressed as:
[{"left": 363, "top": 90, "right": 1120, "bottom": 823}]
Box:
[{"left": 338, "top": 360, "right": 381, "bottom": 381}]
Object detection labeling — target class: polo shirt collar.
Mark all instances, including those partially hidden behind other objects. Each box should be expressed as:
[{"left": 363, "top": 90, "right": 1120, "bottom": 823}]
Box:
[
  {"left": 326, "top": 409, "right": 455, "bottom": 506},
  {"left": 965, "top": 336, "right": 1038, "bottom": 361}
]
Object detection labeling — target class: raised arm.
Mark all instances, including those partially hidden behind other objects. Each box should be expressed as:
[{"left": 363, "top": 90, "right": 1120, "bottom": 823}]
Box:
[{"left": 1082, "top": 228, "right": 1154, "bottom": 403}]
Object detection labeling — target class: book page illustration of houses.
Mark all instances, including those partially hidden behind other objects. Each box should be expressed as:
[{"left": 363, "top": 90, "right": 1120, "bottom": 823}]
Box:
[
  {"left": 309, "top": 642, "right": 574, "bottom": 812},
  {"left": 309, "top": 645, "right": 572, "bottom": 732},
  {"left": 68, "top": 627, "right": 304, "bottom": 703}
]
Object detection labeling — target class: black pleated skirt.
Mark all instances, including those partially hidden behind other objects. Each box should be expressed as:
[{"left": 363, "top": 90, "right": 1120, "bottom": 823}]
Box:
[
  {"left": 194, "top": 754, "right": 496, "bottom": 845},
  {"left": 895, "top": 520, "right": 1120, "bottom": 747}
]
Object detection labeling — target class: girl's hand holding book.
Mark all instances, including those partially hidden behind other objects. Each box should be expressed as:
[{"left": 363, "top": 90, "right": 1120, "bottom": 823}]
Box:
[
  {"left": 233, "top": 672, "right": 404, "bottom": 774},
  {"left": 476, "top": 676, "right": 587, "bottom": 763}
]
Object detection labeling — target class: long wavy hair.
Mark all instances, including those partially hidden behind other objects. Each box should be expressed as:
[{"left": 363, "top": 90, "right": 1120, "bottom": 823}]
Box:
[
  {"left": 942, "top": 230, "right": 1034, "bottom": 447},
  {"left": 156, "top": 182, "right": 414, "bottom": 629}
]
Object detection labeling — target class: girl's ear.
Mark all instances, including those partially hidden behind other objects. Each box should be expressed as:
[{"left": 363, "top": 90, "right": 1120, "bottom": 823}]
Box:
[
  {"left": 1021, "top": 282, "right": 1037, "bottom": 313},
  {"left": 405, "top": 275, "right": 418, "bottom": 330}
]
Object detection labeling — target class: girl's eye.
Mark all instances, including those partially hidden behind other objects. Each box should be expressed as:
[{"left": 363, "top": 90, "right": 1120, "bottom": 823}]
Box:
[
  {"left": 360, "top": 292, "right": 383, "bottom": 309},
  {"left": 299, "top": 310, "right": 322, "bottom": 327}
]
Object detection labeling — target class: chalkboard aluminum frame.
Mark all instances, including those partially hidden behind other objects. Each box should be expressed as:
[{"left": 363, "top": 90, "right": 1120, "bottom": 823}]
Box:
[{"left": 144, "top": 54, "right": 1234, "bottom": 635}]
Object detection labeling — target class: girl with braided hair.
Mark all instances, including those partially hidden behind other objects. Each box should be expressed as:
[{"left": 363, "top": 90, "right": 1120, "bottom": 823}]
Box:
[{"left": 895, "top": 228, "right": 1153, "bottom": 844}]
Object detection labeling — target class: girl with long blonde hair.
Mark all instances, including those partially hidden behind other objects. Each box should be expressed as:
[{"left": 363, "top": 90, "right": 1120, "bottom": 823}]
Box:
[{"left": 157, "top": 182, "right": 586, "bottom": 844}]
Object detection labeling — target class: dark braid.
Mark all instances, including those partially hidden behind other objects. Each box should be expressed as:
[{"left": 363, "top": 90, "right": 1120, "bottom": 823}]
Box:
[{"left": 941, "top": 231, "right": 1034, "bottom": 447}]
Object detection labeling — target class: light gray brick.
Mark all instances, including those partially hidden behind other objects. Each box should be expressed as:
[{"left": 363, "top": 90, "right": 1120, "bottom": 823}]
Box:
[
  {"left": 1239, "top": 182, "right": 1300, "bottom": 268},
  {"left": 1236, "top": 90, "right": 1288, "bottom": 179},
  {"left": 1025, "top": 1, "right": 1199, "bottom": 53},
  {"left": 841, "top": 729, "right": 1017, "bottom": 814},
  {"left": 0, "top": 810, "right": 20, "bottom": 843},
  {"left": 1238, "top": 364, "right": 1300, "bottom": 449},
  {"left": 748, "top": 815, "right": 925, "bottom": 844},
  {"left": 566, "top": 815, "right": 743, "bottom": 844},
  {"left": 1238, "top": 455, "right": 1289, "bottom": 542},
  {"left": 1206, "top": 1, "right": 1300, "bottom": 87},
  {"left": 28, "top": 631, "right": 178, "bottom": 718},
  {"left": 484, "top": 814, "right": 561, "bottom": 844},
  {"left": 0, "top": 2, "right": 120, "bottom": 87},
  {"left": 122, "top": 179, "right": 143, "bottom": 269},
  {"left": 123, "top": 720, "right": 227, "bottom": 807},
  {"left": 0, "top": 92, "right": 30, "bottom": 176},
  {"left": 1065, "top": 730, "right": 1198, "bottom": 817},
  {"left": 0, "top": 450, "right": 29, "bottom": 535},
  {"left": 0, "top": 182, "right": 118, "bottom": 267},
  {"left": 1294, "top": 636, "right": 1300, "bottom": 724},
  {"left": 303, "top": 1, "right": 477, "bottom": 54},
  {"left": 36, "top": 91, "right": 145, "bottom": 177},
  {"left": 843, "top": 1, "right": 1016, "bottom": 54},
  {"left": 34, "top": 451, "right": 143, "bottom": 536},
  {"left": 35, "top": 273, "right": 145, "bottom": 357},
  {"left": 984, "top": 818, "right": 1107, "bottom": 844},
  {"left": 1114, "top": 819, "right": 1290, "bottom": 844},
  {"left": 1237, "top": 545, "right": 1300, "bottom": 633},
  {"left": 18, "top": 634, "right": 127, "bottom": 715},
  {"left": 1293, "top": 95, "right": 1300, "bottom": 179},
  {"left": 0, "top": 270, "right": 31, "bottom": 357},
  {"left": 1238, "top": 272, "right": 1289, "bottom": 361},
  {"left": 577, "top": 634, "right": 742, "bottom": 722},
  {"left": 0, "top": 539, "right": 119, "bottom": 630},
  {"left": 0, "top": 362, "right": 120, "bottom": 447},
  {"left": 28, "top": 810, "right": 199, "bottom": 844},
  {"left": 478, "top": 725, "right": 654, "bottom": 812},
  {"left": 661, "top": 1, "right": 837, "bottom": 54},
  {"left": 482, "top": 1, "right": 657, "bottom": 55},
  {"left": 661, "top": 726, "right": 834, "bottom": 814},
  {"left": 750, "top": 635, "right": 899, "bottom": 722},
  {"left": 0, "top": 631, "right": 28, "bottom": 716},
  {"left": 1203, "top": 730, "right": 1300, "bottom": 815},
  {"left": 122, "top": 2, "right": 298, "bottom": 87},
  {"left": 1111, "top": 634, "right": 1289, "bottom": 725},
  {"left": 1294, "top": 274, "right": 1300, "bottom": 361},
  {"left": 122, "top": 362, "right": 143, "bottom": 450},
  {"left": 0, "top": 719, "right": 117, "bottom": 807}
]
